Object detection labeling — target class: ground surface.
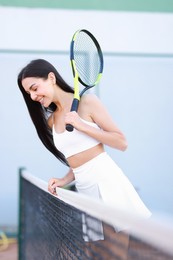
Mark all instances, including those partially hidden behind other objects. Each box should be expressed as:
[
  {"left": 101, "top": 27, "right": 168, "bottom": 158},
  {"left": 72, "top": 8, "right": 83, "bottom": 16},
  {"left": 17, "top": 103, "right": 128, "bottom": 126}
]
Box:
[{"left": 0, "top": 243, "right": 17, "bottom": 260}]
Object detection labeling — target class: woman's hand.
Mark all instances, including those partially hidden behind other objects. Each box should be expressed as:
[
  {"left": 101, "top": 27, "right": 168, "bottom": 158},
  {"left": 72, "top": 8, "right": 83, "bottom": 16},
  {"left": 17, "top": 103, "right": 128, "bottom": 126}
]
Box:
[
  {"left": 65, "top": 111, "right": 86, "bottom": 131},
  {"left": 48, "top": 178, "right": 65, "bottom": 195},
  {"left": 48, "top": 168, "right": 75, "bottom": 195}
]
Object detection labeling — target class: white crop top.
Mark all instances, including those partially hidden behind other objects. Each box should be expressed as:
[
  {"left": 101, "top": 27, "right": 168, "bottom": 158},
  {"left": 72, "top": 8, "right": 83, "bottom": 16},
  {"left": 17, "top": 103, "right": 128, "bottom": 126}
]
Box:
[{"left": 52, "top": 118, "right": 100, "bottom": 158}]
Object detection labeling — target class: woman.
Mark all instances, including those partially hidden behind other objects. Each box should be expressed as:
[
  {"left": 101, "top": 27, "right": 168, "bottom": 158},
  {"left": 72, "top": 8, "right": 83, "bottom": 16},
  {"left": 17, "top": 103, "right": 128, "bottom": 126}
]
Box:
[{"left": 18, "top": 59, "right": 151, "bottom": 257}]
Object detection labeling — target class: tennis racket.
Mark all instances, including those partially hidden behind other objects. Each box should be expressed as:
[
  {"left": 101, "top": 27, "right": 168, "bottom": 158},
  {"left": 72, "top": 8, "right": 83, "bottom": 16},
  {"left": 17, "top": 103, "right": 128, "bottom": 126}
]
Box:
[{"left": 66, "top": 29, "right": 104, "bottom": 132}]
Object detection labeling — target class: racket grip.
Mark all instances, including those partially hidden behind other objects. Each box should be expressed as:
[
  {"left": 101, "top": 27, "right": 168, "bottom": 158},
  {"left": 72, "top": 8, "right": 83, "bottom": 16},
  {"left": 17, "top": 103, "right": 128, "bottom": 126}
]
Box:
[
  {"left": 66, "top": 98, "right": 79, "bottom": 132},
  {"left": 70, "top": 98, "right": 79, "bottom": 111},
  {"left": 65, "top": 124, "right": 74, "bottom": 132}
]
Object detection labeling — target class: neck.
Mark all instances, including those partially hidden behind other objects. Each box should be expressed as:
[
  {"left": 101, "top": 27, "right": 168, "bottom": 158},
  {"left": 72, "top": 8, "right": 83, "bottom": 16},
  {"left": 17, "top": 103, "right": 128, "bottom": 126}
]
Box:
[{"left": 54, "top": 88, "right": 73, "bottom": 112}]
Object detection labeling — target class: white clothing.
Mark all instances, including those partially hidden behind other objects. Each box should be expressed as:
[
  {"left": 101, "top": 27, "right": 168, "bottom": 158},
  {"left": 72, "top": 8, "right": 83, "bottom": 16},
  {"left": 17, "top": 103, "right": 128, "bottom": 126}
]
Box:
[
  {"left": 72, "top": 152, "right": 151, "bottom": 241},
  {"left": 52, "top": 118, "right": 100, "bottom": 158}
]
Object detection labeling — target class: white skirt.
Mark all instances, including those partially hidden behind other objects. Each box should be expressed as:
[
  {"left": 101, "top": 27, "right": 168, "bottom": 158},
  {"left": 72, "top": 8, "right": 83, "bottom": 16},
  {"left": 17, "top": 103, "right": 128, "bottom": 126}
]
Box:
[{"left": 72, "top": 152, "right": 151, "bottom": 241}]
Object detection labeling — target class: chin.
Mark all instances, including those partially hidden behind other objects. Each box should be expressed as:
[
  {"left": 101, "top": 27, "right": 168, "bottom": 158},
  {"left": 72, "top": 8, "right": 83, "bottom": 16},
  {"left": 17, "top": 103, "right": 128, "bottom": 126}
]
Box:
[{"left": 42, "top": 102, "right": 49, "bottom": 108}]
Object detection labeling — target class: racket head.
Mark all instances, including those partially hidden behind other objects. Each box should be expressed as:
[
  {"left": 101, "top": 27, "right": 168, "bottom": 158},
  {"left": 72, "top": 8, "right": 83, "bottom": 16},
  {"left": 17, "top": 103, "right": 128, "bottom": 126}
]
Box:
[
  {"left": 70, "top": 29, "right": 104, "bottom": 90},
  {"left": 66, "top": 29, "right": 103, "bottom": 132}
]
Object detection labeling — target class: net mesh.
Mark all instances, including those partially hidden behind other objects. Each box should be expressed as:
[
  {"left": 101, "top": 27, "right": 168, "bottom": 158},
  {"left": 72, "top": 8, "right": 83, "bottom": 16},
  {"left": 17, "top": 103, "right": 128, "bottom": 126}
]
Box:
[
  {"left": 73, "top": 30, "right": 103, "bottom": 86},
  {"left": 19, "top": 171, "right": 173, "bottom": 260}
]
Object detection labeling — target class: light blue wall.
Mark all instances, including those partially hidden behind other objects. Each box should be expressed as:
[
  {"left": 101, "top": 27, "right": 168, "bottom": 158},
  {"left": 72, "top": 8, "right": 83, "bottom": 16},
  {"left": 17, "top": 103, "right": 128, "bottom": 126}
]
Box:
[
  {"left": 0, "top": 51, "right": 173, "bottom": 226},
  {"left": 0, "top": 6, "right": 173, "bottom": 226},
  {"left": 101, "top": 54, "right": 173, "bottom": 214},
  {"left": 0, "top": 52, "right": 70, "bottom": 225}
]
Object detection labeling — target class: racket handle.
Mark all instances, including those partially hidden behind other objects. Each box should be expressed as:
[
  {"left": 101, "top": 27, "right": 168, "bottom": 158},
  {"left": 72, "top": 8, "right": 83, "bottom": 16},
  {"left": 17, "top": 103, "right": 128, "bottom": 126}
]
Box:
[
  {"left": 66, "top": 124, "right": 74, "bottom": 132},
  {"left": 66, "top": 98, "right": 79, "bottom": 132}
]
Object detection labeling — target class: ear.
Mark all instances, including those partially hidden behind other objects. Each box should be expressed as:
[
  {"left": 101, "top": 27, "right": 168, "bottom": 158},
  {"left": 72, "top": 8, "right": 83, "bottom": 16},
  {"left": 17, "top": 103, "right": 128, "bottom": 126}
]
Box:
[{"left": 48, "top": 72, "right": 56, "bottom": 85}]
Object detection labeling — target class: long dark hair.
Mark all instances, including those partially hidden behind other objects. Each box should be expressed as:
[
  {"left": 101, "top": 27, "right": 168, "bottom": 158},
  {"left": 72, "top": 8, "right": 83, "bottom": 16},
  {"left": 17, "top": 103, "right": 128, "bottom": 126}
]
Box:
[{"left": 17, "top": 59, "right": 74, "bottom": 166}]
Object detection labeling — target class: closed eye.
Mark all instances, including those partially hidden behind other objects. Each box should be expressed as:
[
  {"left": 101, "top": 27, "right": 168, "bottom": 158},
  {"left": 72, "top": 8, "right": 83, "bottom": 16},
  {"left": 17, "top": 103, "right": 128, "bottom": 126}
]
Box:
[
  {"left": 26, "top": 88, "right": 37, "bottom": 95},
  {"left": 25, "top": 84, "right": 37, "bottom": 95},
  {"left": 29, "top": 83, "right": 37, "bottom": 91}
]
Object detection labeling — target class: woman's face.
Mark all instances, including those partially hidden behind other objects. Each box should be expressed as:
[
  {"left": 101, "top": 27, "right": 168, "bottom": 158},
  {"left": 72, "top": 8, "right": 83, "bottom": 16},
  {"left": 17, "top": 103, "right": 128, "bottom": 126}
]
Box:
[{"left": 22, "top": 73, "right": 55, "bottom": 108}]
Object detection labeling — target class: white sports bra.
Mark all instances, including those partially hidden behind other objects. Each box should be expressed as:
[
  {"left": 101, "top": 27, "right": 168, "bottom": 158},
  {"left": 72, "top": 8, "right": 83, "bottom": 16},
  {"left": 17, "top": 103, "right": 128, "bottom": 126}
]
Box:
[{"left": 52, "top": 118, "right": 100, "bottom": 158}]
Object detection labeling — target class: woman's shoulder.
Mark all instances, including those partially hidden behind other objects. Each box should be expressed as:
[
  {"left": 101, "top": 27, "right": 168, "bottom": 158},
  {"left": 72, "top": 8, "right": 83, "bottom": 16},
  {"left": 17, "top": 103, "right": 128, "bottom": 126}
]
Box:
[
  {"left": 80, "top": 93, "right": 100, "bottom": 105},
  {"left": 79, "top": 94, "right": 104, "bottom": 119}
]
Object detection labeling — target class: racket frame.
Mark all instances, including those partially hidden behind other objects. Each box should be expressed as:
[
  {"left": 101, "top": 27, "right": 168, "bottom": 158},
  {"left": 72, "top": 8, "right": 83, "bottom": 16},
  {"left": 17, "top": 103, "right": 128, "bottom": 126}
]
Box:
[{"left": 66, "top": 29, "right": 103, "bottom": 132}]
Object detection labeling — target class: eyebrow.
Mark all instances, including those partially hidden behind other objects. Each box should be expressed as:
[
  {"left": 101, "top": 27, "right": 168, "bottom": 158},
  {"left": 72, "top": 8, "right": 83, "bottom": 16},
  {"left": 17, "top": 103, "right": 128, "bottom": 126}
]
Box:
[{"left": 29, "top": 83, "right": 36, "bottom": 91}]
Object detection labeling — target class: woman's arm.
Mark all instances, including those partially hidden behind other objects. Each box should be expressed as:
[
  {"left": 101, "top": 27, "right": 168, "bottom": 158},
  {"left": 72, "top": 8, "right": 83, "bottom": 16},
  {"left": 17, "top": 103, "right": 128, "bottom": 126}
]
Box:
[
  {"left": 48, "top": 168, "right": 75, "bottom": 195},
  {"left": 65, "top": 94, "right": 128, "bottom": 151}
]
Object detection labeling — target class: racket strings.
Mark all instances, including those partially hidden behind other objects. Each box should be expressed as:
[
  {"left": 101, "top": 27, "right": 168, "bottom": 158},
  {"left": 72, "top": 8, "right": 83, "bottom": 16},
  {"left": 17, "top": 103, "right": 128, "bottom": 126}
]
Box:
[{"left": 74, "top": 32, "right": 101, "bottom": 86}]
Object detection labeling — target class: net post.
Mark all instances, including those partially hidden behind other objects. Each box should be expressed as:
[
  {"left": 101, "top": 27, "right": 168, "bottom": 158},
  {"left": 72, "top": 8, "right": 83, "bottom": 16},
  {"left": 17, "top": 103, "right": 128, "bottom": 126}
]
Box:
[{"left": 18, "top": 167, "right": 26, "bottom": 260}]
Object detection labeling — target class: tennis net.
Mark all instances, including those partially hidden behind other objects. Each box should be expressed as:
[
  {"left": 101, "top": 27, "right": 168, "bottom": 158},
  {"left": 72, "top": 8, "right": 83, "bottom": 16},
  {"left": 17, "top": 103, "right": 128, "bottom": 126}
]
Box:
[{"left": 18, "top": 168, "right": 173, "bottom": 260}]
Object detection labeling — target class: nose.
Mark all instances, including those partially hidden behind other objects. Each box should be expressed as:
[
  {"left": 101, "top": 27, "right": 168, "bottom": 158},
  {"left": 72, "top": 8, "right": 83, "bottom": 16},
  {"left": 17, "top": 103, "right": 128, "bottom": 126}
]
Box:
[{"left": 30, "top": 92, "right": 37, "bottom": 101}]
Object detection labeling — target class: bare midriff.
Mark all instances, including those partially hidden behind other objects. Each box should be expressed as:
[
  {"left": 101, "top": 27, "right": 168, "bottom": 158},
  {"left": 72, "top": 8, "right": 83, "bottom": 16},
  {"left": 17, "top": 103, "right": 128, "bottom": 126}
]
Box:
[{"left": 67, "top": 143, "right": 105, "bottom": 168}]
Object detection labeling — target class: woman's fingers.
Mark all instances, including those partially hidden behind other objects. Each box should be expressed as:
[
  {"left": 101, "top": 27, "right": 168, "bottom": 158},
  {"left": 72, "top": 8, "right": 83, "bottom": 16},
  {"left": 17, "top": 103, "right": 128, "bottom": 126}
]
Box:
[{"left": 48, "top": 178, "right": 58, "bottom": 194}]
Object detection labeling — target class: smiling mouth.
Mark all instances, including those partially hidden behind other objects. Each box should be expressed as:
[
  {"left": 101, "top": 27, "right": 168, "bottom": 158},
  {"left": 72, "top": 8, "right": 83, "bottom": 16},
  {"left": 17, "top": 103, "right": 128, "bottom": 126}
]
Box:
[{"left": 39, "top": 97, "right": 44, "bottom": 105}]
